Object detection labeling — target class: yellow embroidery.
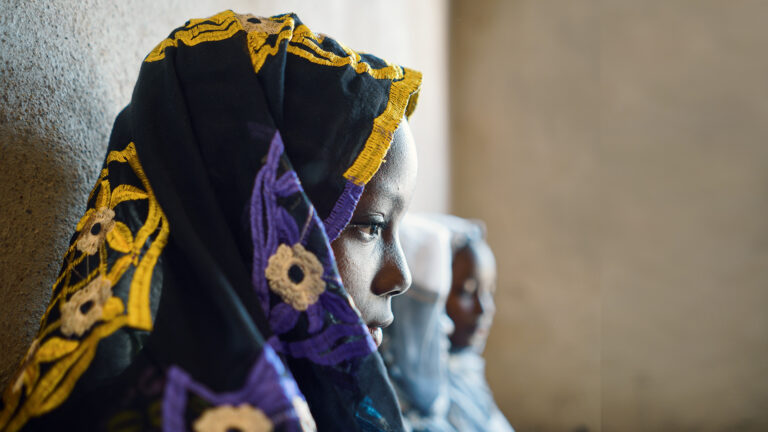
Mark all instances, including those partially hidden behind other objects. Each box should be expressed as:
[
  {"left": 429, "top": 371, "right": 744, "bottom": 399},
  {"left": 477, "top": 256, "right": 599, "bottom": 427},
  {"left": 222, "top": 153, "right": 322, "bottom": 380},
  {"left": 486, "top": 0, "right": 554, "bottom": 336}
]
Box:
[
  {"left": 341, "top": 69, "right": 421, "bottom": 185},
  {"left": 35, "top": 338, "right": 80, "bottom": 363},
  {"left": 144, "top": 11, "right": 244, "bottom": 62},
  {"left": 238, "top": 13, "right": 293, "bottom": 73},
  {"left": 288, "top": 25, "right": 402, "bottom": 80},
  {"left": 0, "top": 142, "right": 169, "bottom": 432},
  {"left": 237, "top": 14, "right": 422, "bottom": 186},
  {"left": 107, "top": 221, "right": 134, "bottom": 253},
  {"left": 146, "top": 9, "right": 422, "bottom": 187},
  {"left": 238, "top": 15, "right": 408, "bottom": 82},
  {"left": 110, "top": 184, "right": 149, "bottom": 206}
]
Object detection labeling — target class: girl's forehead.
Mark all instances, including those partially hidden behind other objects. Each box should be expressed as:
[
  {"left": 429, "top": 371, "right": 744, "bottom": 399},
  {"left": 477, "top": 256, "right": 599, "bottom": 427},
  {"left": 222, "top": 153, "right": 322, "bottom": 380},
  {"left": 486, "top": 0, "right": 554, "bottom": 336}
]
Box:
[
  {"left": 453, "top": 243, "right": 496, "bottom": 283},
  {"left": 362, "top": 121, "right": 417, "bottom": 208}
]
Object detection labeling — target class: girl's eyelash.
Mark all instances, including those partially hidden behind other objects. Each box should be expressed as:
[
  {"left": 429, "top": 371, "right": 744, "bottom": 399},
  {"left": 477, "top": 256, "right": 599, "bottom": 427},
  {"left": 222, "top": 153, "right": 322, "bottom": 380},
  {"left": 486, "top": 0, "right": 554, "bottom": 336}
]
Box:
[{"left": 349, "top": 221, "right": 387, "bottom": 237}]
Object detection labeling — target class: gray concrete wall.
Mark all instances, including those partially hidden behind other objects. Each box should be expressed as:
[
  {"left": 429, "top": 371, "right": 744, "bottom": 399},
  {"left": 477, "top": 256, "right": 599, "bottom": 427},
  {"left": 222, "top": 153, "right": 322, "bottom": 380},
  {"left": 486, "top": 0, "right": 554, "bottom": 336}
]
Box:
[
  {"left": 451, "top": 1, "right": 768, "bottom": 431},
  {"left": 0, "top": 0, "right": 448, "bottom": 391}
]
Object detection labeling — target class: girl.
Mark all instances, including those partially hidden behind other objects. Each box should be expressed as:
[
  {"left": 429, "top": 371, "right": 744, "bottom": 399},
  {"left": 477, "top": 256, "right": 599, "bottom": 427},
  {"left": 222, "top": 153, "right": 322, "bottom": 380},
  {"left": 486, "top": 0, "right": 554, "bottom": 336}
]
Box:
[{"left": 1, "top": 11, "right": 420, "bottom": 432}]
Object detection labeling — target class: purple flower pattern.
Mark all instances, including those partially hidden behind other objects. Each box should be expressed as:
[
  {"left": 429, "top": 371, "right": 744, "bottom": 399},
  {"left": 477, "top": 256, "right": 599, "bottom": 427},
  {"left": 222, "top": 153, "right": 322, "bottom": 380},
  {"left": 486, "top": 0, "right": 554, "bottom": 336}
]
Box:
[
  {"left": 250, "top": 131, "right": 376, "bottom": 366},
  {"left": 163, "top": 346, "right": 313, "bottom": 432}
]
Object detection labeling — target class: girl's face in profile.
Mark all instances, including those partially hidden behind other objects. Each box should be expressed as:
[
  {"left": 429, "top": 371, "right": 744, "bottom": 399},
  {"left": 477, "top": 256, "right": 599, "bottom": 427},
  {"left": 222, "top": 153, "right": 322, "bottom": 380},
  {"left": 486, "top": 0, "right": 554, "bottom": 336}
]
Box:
[
  {"left": 446, "top": 243, "right": 497, "bottom": 351},
  {"left": 332, "top": 120, "right": 417, "bottom": 348}
]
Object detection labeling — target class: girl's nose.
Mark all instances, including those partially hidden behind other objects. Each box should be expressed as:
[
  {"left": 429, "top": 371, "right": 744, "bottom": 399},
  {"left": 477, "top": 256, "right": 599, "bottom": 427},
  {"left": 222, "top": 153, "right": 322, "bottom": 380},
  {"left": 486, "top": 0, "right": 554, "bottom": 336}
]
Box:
[{"left": 373, "top": 238, "right": 412, "bottom": 297}]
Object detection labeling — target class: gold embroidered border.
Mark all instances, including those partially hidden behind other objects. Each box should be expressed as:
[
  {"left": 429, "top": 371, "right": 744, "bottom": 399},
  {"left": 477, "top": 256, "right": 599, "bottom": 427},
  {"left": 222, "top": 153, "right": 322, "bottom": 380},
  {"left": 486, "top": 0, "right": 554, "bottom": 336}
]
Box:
[
  {"left": 145, "top": 9, "right": 422, "bottom": 186},
  {"left": 238, "top": 14, "right": 422, "bottom": 186},
  {"left": 144, "top": 10, "right": 243, "bottom": 63},
  {"left": 341, "top": 69, "right": 421, "bottom": 185},
  {"left": 0, "top": 142, "right": 169, "bottom": 432},
  {"left": 145, "top": 9, "right": 423, "bottom": 186}
]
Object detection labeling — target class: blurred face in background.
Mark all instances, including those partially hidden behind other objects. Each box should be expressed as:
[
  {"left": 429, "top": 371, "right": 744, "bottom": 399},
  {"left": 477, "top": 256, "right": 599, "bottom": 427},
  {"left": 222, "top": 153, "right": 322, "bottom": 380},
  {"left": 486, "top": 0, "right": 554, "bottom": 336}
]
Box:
[{"left": 445, "top": 241, "right": 497, "bottom": 352}]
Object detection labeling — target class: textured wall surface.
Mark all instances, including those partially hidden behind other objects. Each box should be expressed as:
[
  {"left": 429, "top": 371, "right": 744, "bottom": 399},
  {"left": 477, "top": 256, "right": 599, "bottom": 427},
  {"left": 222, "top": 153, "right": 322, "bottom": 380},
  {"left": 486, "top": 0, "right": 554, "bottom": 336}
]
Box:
[
  {"left": 0, "top": 0, "right": 448, "bottom": 391},
  {"left": 452, "top": 1, "right": 768, "bottom": 431}
]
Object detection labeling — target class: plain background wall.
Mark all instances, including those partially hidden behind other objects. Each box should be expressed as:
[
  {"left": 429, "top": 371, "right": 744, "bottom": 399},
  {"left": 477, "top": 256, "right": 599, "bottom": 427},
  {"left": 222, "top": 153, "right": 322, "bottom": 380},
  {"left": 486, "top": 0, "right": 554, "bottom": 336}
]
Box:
[
  {"left": 452, "top": 1, "right": 768, "bottom": 431},
  {"left": 451, "top": 2, "right": 601, "bottom": 430},
  {"left": 0, "top": 0, "right": 448, "bottom": 394}
]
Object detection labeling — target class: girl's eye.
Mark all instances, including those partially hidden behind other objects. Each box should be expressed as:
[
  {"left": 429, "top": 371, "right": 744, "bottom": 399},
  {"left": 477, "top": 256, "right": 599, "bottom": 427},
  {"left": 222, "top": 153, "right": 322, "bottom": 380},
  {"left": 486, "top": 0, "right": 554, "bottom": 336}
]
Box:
[
  {"left": 348, "top": 221, "right": 386, "bottom": 240},
  {"left": 358, "top": 223, "right": 384, "bottom": 237}
]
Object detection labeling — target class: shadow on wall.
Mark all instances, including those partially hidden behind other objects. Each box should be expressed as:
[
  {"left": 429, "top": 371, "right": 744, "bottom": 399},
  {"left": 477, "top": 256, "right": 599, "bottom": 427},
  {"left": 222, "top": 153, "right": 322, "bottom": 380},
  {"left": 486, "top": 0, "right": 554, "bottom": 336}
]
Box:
[
  {"left": 0, "top": 2, "right": 130, "bottom": 388},
  {"left": 0, "top": 130, "right": 91, "bottom": 387}
]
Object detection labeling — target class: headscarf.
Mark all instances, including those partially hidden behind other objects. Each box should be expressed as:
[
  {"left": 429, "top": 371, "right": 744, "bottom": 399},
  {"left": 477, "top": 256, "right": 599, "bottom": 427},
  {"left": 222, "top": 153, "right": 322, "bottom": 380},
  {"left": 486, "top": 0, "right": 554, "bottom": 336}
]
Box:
[
  {"left": 381, "top": 214, "right": 513, "bottom": 432},
  {"left": 0, "top": 11, "right": 420, "bottom": 432},
  {"left": 380, "top": 214, "right": 455, "bottom": 432}
]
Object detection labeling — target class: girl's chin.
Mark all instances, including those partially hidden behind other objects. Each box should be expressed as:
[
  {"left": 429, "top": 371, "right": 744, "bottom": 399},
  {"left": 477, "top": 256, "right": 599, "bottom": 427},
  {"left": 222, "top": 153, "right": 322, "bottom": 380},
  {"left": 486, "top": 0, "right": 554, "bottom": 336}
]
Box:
[{"left": 367, "top": 326, "right": 383, "bottom": 347}]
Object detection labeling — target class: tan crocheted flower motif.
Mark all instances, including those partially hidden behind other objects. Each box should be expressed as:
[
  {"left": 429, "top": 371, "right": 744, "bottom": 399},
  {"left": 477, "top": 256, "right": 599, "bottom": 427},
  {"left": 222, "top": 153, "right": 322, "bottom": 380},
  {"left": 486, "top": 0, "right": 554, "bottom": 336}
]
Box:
[
  {"left": 236, "top": 13, "right": 285, "bottom": 35},
  {"left": 60, "top": 276, "right": 113, "bottom": 337},
  {"left": 265, "top": 243, "right": 325, "bottom": 311},
  {"left": 76, "top": 207, "right": 116, "bottom": 255},
  {"left": 193, "top": 404, "right": 273, "bottom": 432},
  {"left": 12, "top": 338, "right": 39, "bottom": 394},
  {"left": 292, "top": 396, "right": 317, "bottom": 432}
]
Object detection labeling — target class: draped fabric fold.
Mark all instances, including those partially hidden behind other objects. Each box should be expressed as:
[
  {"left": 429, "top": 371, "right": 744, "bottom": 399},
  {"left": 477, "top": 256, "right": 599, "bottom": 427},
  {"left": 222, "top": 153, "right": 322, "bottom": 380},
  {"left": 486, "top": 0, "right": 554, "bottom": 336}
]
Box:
[{"left": 1, "top": 11, "right": 420, "bottom": 432}]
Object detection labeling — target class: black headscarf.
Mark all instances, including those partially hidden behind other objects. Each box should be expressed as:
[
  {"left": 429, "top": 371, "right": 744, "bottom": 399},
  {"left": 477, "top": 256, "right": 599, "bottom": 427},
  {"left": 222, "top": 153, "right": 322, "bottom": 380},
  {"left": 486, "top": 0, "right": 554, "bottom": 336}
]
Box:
[{"left": 0, "top": 11, "right": 420, "bottom": 432}]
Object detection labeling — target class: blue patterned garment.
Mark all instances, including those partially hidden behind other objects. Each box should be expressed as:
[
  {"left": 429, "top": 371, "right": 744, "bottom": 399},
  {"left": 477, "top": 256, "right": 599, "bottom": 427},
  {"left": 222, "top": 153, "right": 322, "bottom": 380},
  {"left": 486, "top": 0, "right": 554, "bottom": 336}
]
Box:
[{"left": 382, "top": 214, "right": 514, "bottom": 432}]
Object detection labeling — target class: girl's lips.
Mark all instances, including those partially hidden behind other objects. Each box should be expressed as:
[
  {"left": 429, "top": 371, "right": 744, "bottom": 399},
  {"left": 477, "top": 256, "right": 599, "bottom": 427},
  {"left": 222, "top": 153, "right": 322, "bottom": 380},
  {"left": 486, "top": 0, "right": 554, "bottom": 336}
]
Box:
[{"left": 367, "top": 326, "right": 383, "bottom": 347}]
